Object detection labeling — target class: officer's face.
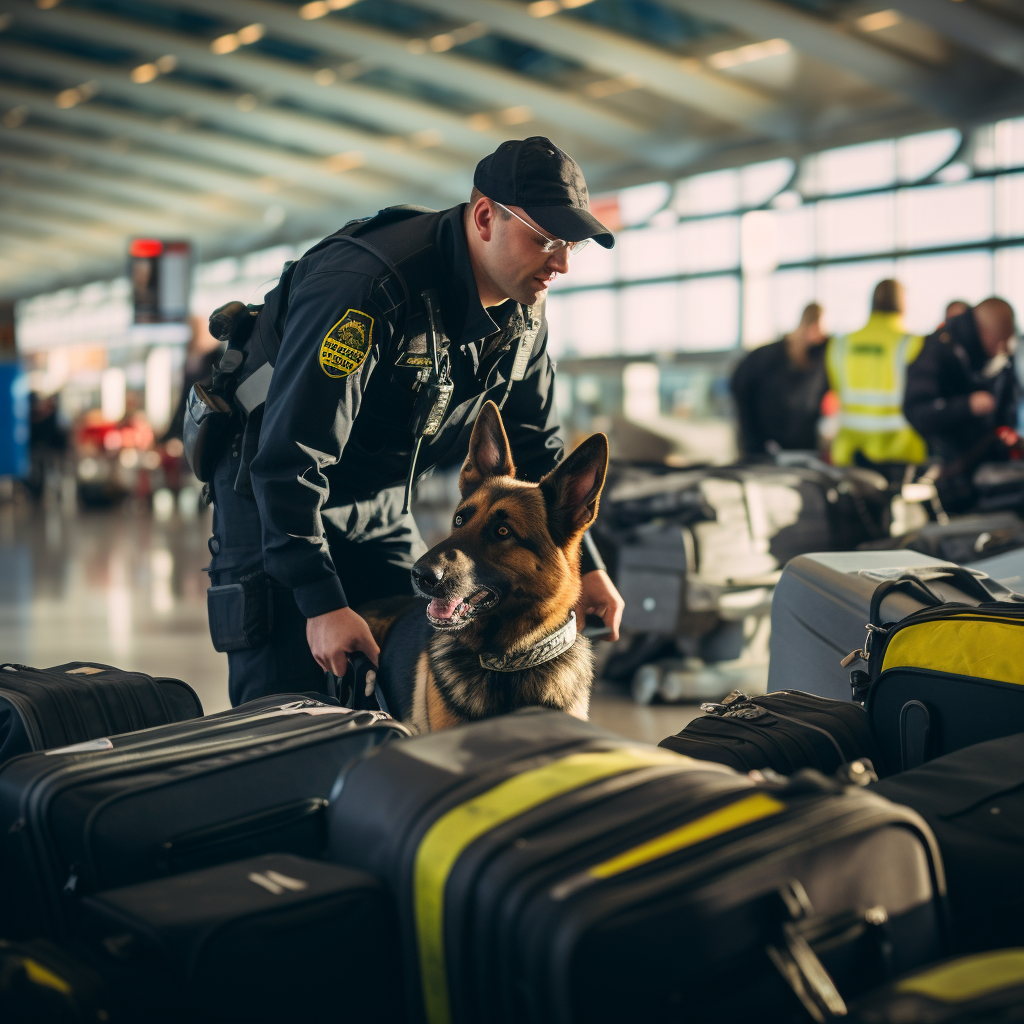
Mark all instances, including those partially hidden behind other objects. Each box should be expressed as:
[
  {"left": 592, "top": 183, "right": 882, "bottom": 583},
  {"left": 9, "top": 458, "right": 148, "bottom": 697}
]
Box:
[{"left": 485, "top": 205, "right": 571, "bottom": 306}]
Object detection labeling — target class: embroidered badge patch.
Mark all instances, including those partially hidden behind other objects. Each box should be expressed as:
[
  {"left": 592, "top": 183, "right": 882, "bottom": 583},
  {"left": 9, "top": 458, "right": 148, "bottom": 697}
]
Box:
[{"left": 319, "top": 309, "right": 373, "bottom": 378}]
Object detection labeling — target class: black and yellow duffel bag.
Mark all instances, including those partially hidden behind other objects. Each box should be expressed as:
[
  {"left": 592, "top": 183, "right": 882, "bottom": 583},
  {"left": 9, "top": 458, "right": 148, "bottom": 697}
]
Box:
[{"left": 845, "top": 565, "right": 1024, "bottom": 774}]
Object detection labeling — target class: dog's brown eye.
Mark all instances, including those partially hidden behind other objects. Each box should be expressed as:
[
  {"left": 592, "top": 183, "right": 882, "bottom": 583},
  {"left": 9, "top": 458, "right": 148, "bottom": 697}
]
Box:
[
  {"left": 497, "top": 525, "right": 509, "bottom": 537},
  {"left": 454, "top": 515, "right": 463, "bottom": 527}
]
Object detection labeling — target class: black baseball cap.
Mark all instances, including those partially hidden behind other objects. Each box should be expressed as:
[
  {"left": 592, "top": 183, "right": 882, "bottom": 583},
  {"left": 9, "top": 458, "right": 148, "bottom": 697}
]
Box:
[{"left": 473, "top": 137, "right": 615, "bottom": 249}]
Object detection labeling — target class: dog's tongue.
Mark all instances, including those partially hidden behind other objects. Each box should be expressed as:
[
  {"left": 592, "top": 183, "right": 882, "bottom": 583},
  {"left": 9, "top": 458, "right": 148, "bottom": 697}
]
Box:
[{"left": 427, "top": 597, "right": 461, "bottom": 620}]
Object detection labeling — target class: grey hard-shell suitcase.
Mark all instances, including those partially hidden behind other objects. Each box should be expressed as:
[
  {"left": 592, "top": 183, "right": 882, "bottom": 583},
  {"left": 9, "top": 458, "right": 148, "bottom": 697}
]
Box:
[
  {"left": 768, "top": 551, "right": 987, "bottom": 701},
  {"left": 81, "top": 854, "right": 406, "bottom": 1024},
  {"left": 0, "top": 662, "right": 202, "bottom": 765},
  {"left": 329, "top": 708, "right": 947, "bottom": 1024},
  {"left": 0, "top": 695, "right": 408, "bottom": 940}
]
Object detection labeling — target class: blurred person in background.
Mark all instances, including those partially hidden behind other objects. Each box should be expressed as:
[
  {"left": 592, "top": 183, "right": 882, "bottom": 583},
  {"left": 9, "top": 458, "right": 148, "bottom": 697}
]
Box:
[
  {"left": 827, "top": 279, "right": 927, "bottom": 467},
  {"left": 945, "top": 300, "right": 971, "bottom": 323},
  {"left": 730, "top": 302, "right": 829, "bottom": 457},
  {"left": 904, "top": 297, "right": 1017, "bottom": 470}
]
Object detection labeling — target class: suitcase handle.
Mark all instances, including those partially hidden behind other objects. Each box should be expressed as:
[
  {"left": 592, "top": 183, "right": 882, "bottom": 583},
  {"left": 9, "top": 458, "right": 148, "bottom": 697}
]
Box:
[{"left": 868, "top": 566, "right": 1024, "bottom": 626}]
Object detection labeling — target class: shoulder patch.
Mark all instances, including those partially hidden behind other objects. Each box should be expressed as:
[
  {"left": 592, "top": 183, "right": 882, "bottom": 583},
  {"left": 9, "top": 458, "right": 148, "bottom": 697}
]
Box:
[{"left": 319, "top": 309, "right": 373, "bottom": 378}]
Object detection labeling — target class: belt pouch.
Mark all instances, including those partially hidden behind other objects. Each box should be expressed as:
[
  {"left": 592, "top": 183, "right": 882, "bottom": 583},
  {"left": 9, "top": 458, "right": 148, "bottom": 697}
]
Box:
[{"left": 207, "top": 573, "right": 273, "bottom": 652}]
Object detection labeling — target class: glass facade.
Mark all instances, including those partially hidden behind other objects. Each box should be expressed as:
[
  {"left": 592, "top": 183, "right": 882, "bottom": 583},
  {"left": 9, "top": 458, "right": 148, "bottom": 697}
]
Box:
[{"left": 547, "top": 118, "right": 1024, "bottom": 358}]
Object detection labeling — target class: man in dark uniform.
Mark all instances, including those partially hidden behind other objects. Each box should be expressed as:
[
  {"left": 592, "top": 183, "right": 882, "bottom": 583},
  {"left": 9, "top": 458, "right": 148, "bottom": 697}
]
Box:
[
  {"left": 208, "top": 137, "right": 625, "bottom": 705},
  {"left": 730, "top": 302, "right": 829, "bottom": 457},
  {"left": 903, "top": 297, "right": 1017, "bottom": 470}
]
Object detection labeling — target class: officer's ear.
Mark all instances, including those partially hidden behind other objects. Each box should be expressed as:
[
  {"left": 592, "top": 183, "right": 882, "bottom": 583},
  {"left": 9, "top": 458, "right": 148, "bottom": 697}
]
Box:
[
  {"left": 459, "top": 401, "right": 515, "bottom": 497},
  {"left": 540, "top": 433, "right": 609, "bottom": 545}
]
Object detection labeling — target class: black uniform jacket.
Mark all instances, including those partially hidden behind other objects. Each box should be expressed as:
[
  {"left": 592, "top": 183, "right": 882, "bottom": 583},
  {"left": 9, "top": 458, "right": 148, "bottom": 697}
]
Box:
[
  {"left": 730, "top": 338, "right": 828, "bottom": 456},
  {"left": 249, "top": 205, "right": 562, "bottom": 618},
  {"left": 903, "top": 310, "right": 1017, "bottom": 466}
]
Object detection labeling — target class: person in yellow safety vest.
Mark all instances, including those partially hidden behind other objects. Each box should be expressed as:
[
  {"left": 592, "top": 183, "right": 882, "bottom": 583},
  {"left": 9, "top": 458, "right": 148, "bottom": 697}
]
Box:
[{"left": 826, "top": 279, "right": 928, "bottom": 466}]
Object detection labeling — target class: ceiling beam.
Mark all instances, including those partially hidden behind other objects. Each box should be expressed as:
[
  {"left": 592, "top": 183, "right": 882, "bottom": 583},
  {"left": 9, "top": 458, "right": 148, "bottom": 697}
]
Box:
[
  {"left": 0, "top": 178, "right": 211, "bottom": 240},
  {"left": 2, "top": 1, "right": 504, "bottom": 158},
  {"left": 0, "top": 17, "right": 471, "bottom": 197},
  {"left": 154, "top": 0, "right": 646, "bottom": 149},
  {"left": 0, "top": 117, "right": 322, "bottom": 217},
  {"left": 0, "top": 147, "right": 255, "bottom": 225},
  {"left": 0, "top": 83, "right": 392, "bottom": 210},
  {"left": 409, "top": 0, "right": 794, "bottom": 137},
  {"left": 661, "top": 0, "right": 959, "bottom": 116},
  {"left": 889, "top": 0, "right": 1024, "bottom": 75},
  {"left": 0, "top": 207, "right": 124, "bottom": 252}
]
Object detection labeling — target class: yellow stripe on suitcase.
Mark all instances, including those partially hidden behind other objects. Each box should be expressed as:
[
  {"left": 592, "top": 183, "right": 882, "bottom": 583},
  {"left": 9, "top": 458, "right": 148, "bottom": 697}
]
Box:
[
  {"left": 413, "top": 747, "right": 680, "bottom": 1024},
  {"left": 896, "top": 949, "right": 1024, "bottom": 1003},
  {"left": 881, "top": 616, "right": 1024, "bottom": 684}
]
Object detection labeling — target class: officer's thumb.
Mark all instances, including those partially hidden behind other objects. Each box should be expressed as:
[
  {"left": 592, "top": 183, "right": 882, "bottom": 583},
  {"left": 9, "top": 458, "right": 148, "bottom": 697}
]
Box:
[{"left": 355, "top": 631, "right": 380, "bottom": 668}]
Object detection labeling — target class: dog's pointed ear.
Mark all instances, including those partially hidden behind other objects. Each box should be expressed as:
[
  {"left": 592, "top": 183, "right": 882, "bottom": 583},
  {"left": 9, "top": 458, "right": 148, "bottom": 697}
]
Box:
[
  {"left": 459, "top": 401, "right": 515, "bottom": 498},
  {"left": 540, "top": 433, "right": 609, "bottom": 544}
]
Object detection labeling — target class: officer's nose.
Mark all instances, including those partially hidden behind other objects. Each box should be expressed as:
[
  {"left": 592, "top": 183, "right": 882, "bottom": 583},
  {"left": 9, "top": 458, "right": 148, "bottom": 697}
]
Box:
[{"left": 412, "top": 563, "right": 444, "bottom": 593}]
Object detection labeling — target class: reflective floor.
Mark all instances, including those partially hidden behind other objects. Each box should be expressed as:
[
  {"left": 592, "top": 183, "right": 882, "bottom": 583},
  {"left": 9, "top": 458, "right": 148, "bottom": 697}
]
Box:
[{"left": 0, "top": 493, "right": 699, "bottom": 742}]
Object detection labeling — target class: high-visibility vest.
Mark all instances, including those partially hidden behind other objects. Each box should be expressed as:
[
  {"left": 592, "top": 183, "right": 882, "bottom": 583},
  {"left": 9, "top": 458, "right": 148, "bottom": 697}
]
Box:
[
  {"left": 826, "top": 312, "right": 927, "bottom": 465},
  {"left": 827, "top": 331, "right": 914, "bottom": 433}
]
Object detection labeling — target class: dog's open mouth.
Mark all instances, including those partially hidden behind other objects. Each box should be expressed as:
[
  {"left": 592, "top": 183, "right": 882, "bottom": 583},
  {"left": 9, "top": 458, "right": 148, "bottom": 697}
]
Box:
[{"left": 426, "top": 588, "right": 497, "bottom": 629}]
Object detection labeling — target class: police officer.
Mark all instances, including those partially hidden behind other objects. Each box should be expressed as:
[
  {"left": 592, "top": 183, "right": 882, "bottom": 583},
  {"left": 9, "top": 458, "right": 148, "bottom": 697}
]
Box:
[
  {"left": 826, "top": 279, "right": 928, "bottom": 467},
  {"left": 904, "top": 297, "right": 1017, "bottom": 470},
  {"left": 207, "top": 137, "right": 625, "bottom": 706}
]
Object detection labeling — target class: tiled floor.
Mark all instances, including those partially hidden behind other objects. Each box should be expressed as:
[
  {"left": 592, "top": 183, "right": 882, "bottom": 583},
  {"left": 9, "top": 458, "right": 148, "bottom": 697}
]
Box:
[{"left": 0, "top": 494, "right": 701, "bottom": 741}]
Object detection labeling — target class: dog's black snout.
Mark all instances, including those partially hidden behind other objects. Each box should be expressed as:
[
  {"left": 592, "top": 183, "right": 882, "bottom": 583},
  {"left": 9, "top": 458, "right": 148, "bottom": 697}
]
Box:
[{"left": 412, "top": 563, "right": 444, "bottom": 592}]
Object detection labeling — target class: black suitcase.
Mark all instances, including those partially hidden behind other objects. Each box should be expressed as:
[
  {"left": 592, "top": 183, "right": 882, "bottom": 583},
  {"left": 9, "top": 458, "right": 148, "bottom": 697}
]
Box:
[
  {"left": 329, "top": 708, "right": 947, "bottom": 1024},
  {"left": 849, "top": 948, "right": 1024, "bottom": 1023},
  {"left": 0, "top": 937, "right": 116, "bottom": 1024},
  {"left": 873, "top": 734, "right": 1024, "bottom": 954},
  {"left": 0, "top": 695, "right": 407, "bottom": 940},
  {"left": 857, "top": 511, "right": 1024, "bottom": 564},
  {"left": 658, "top": 688, "right": 880, "bottom": 775},
  {"left": 0, "top": 662, "right": 202, "bottom": 764},
  {"left": 768, "top": 551, "right": 1002, "bottom": 701},
  {"left": 79, "top": 853, "right": 405, "bottom": 1024}
]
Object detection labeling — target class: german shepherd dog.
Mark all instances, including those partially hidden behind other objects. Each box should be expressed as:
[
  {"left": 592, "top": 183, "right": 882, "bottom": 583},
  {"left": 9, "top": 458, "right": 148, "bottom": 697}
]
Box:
[{"left": 359, "top": 401, "right": 609, "bottom": 733}]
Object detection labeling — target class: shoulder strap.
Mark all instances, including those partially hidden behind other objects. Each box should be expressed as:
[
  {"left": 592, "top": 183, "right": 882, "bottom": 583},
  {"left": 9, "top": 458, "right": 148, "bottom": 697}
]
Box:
[{"left": 234, "top": 207, "right": 444, "bottom": 414}]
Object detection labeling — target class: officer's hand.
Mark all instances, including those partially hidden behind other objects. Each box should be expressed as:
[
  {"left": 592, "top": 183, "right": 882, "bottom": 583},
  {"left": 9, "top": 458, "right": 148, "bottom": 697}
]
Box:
[
  {"left": 970, "top": 390, "right": 997, "bottom": 416},
  {"left": 575, "top": 570, "right": 624, "bottom": 642},
  {"left": 306, "top": 607, "right": 380, "bottom": 677}
]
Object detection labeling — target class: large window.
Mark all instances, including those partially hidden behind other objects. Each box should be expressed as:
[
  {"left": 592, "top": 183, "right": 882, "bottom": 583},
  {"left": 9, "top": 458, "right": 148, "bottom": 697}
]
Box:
[{"left": 546, "top": 119, "right": 1024, "bottom": 357}]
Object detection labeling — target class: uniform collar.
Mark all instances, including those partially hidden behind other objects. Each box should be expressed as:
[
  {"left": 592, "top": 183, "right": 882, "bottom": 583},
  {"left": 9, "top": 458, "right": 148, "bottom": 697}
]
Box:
[
  {"left": 438, "top": 205, "right": 517, "bottom": 347},
  {"left": 866, "top": 311, "right": 907, "bottom": 333}
]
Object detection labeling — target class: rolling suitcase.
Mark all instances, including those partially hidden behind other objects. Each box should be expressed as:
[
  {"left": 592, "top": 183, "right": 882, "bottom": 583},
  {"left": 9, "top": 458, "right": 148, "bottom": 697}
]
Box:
[
  {"left": 0, "top": 695, "right": 407, "bottom": 940},
  {"left": 848, "top": 567, "right": 1024, "bottom": 773},
  {"left": 849, "top": 949, "right": 1024, "bottom": 1023},
  {"left": 0, "top": 662, "right": 202, "bottom": 765},
  {"left": 857, "top": 511, "right": 1024, "bottom": 564},
  {"left": 768, "top": 551, "right": 1003, "bottom": 702},
  {"left": 80, "top": 854, "right": 405, "bottom": 1024},
  {"left": 658, "top": 688, "right": 879, "bottom": 775},
  {"left": 873, "top": 733, "right": 1024, "bottom": 954},
  {"left": 329, "top": 708, "right": 947, "bottom": 1024}
]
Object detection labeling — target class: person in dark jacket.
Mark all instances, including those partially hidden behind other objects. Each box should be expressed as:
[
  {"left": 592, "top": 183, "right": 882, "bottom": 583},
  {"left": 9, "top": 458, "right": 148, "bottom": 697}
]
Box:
[
  {"left": 730, "top": 302, "right": 829, "bottom": 457},
  {"left": 903, "top": 297, "right": 1017, "bottom": 469},
  {"left": 208, "top": 137, "right": 624, "bottom": 705}
]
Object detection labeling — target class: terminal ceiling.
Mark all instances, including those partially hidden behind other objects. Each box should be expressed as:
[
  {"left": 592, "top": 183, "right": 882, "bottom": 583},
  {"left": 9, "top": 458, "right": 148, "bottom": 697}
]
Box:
[{"left": 2, "top": 0, "right": 1024, "bottom": 300}]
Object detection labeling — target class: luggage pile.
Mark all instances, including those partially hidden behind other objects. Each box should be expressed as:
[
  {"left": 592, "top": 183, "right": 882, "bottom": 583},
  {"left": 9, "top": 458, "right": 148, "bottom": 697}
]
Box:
[
  {"left": 594, "top": 458, "right": 891, "bottom": 703},
  {"left": 4, "top": 542, "right": 1024, "bottom": 1024}
]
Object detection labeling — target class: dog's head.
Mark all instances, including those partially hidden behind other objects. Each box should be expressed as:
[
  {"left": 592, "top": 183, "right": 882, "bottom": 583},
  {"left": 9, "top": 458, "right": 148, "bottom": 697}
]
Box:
[{"left": 411, "top": 401, "right": 608, "bottom": 650}]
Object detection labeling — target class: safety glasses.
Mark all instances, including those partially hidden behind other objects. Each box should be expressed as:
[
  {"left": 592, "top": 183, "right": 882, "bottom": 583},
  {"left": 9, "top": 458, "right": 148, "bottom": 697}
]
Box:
[{"left": 493, "top": 201, "right": 590, "bottom": 255}]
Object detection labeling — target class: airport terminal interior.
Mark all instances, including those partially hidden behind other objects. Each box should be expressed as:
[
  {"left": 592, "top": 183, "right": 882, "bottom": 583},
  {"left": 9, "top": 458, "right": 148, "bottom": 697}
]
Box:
[{"left": 4, "top": 0, "right": 1024, "bottom": 1021}]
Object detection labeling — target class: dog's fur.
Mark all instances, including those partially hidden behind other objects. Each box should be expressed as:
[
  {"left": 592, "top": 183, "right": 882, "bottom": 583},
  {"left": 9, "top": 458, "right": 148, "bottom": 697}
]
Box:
[{"left": 359, "top": 401, "right": 609, "bottom": 733}]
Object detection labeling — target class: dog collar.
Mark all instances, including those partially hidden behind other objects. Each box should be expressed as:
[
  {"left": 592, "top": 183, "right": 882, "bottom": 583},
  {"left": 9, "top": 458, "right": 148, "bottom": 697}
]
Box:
[{"left": 479, "top": 612, "right": 577, "bottom": 673}]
